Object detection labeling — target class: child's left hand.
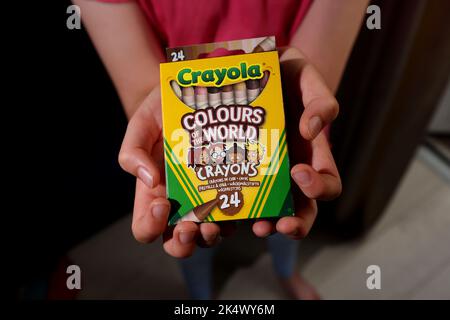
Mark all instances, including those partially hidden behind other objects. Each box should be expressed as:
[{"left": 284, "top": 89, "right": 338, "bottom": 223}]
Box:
[{"left": 251, "top": 47, "right": 342, "bottom": 239}]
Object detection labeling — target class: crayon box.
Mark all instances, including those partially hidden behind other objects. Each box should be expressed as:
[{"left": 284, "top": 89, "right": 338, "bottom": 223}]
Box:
[{"left": 160, "top": 36, "right": 294, "bottom": 225}]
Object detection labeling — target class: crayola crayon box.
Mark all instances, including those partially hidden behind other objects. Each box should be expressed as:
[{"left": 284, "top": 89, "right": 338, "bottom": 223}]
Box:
[{"left": 160, "top": 36, "right": 294, "bottom": 225}]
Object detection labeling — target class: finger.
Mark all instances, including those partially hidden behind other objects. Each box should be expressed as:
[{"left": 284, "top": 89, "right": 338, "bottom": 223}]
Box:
[
  {"left": 299, "top": 93, "right": 339, "bottom": 141},
  {"left": 197, "top": 223, "right": 221, "bottom": 247},
  {"left": 131, "top": 180, "right": 170, "bottom": 243},
  {"left": 162, "top": 221, "right": 199, "bottom": 258},
  {"left": 290, "top": 133, "right": 342, "bottom": 200},
  {"left": 252, "top": 219, "right": 276, "bottom": 238},
  {"left": 279, "top": 47, "right": 339, "bottom": 140},
  {"left": 291, "top": 164, "right": 341, "bottom": 200},
  {"left": 276, "top": 199, "right": 317, "bottom": 240},
  {"left": 118, "top": 89, "right": 162, "bottom": 188},
  {"left": 298, "top": 63, "right": 339, "bottom": 140}
]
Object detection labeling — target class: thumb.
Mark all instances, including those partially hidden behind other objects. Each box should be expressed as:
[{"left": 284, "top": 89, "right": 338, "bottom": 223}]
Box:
[
  {"left": 119, "top": 145, "right": 160, "bottom": 189},
  {"left": 118, "top": 89, "right": 162, "bottom": 188}
]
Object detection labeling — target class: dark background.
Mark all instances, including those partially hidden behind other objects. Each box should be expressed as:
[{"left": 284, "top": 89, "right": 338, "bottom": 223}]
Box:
[{"left": 9, "top": 1, "right": 133, "bottom": 294}]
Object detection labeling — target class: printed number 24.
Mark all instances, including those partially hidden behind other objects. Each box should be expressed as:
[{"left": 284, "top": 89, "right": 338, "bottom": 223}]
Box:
[
  {"left": 219, "top": 192, "right": 241, "bottom": 209},
  {"left": 171, "top": 50, "right": 185, "bottom": 62}
]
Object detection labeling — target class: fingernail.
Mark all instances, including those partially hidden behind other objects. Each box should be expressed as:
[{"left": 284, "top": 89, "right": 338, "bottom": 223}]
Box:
[
  {"left": 152, "top": 204, "right": 168, "bottom": 221},
  {"left": 137, "top": 166, "right": 154, "bottom": 188},
  {"left": 293, "top": 170, "right": 312, "bottom": 187},
  {"left": 179, "top": 231, "right": 196, "bottom": 244},
  {"left": 308, "top": 116, "right": 323, "bottom": 138}
]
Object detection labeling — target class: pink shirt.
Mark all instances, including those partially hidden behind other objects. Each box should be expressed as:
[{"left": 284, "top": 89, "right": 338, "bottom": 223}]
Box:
[
  {"left": 97, "top": 0, "right": 313, "bottom": 47},
  {"left": 96, "top": 1, "right": 331, "bottom": 139}
]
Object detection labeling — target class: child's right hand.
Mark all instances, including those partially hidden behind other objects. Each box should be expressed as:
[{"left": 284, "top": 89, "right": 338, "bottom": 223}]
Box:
[{"left": 119, "top": 87, "right": 232, "bottom": 258}]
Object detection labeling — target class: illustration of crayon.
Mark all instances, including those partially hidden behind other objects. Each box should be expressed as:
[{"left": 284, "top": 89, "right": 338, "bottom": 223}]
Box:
[
  {"left": 177, "top": 198, "right": 219, "bottom": 223},
  {"left": 195, "top": 86, "right": 209, "bottom": 109},
  {"left": 182, "top": 86, "right": 196, "bottom": 109},
  {"left": 221, "top": 85, "right": 234, "bottom": 105},
  {"left": 208, "top": 87, "right": 222, "bottom": 108},
  {"left": 233, "top": 82, "right": 248, "bottom": 105}
]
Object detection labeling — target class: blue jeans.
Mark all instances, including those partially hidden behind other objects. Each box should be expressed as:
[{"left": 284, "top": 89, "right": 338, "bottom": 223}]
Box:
[{"left": 179, "top": 233, "right": 299, "bottom": 299}]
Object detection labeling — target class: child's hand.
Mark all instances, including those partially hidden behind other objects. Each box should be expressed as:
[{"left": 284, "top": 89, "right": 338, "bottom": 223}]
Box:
[
  {"left": 251, "top": 47, "right": 342, "bottom": 239},
  {"left": 119, "top": 87, "right": 232, "bottom": 258}
]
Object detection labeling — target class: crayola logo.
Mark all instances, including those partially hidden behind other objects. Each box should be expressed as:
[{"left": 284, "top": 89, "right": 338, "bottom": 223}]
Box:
[{"left": 177, "top": 62, "right": 263, "bottom": 87}]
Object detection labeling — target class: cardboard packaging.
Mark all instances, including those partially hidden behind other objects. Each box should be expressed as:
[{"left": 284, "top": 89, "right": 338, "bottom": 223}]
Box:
[{"left": 160, "top": 37, "right": 294, "bottom": 225}]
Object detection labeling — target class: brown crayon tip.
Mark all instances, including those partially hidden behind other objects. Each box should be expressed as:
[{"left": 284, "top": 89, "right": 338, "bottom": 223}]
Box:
[
  {"left": 246, "top": 79, "right": 260, "bottom": 90},
  {"left": 252, "top": 46, "right": 264, "bottom": 53},
  {"left": 253, "top": 37, "right": 276, "bottom": 53},
  {"left": 193, "top": 198, "right": 219, "bottom": 221},
  {"left": 207, "top": 87, "right": 221, "bottom": 93},
  {"left": 260, "top": 71, "right": 270, "bottom": 89},
  {"left": 222, "top": 85, "right": 233, "bottom": 92},
  {"left": 233, "top": 82, "right": 246, "bottom": 91}
]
